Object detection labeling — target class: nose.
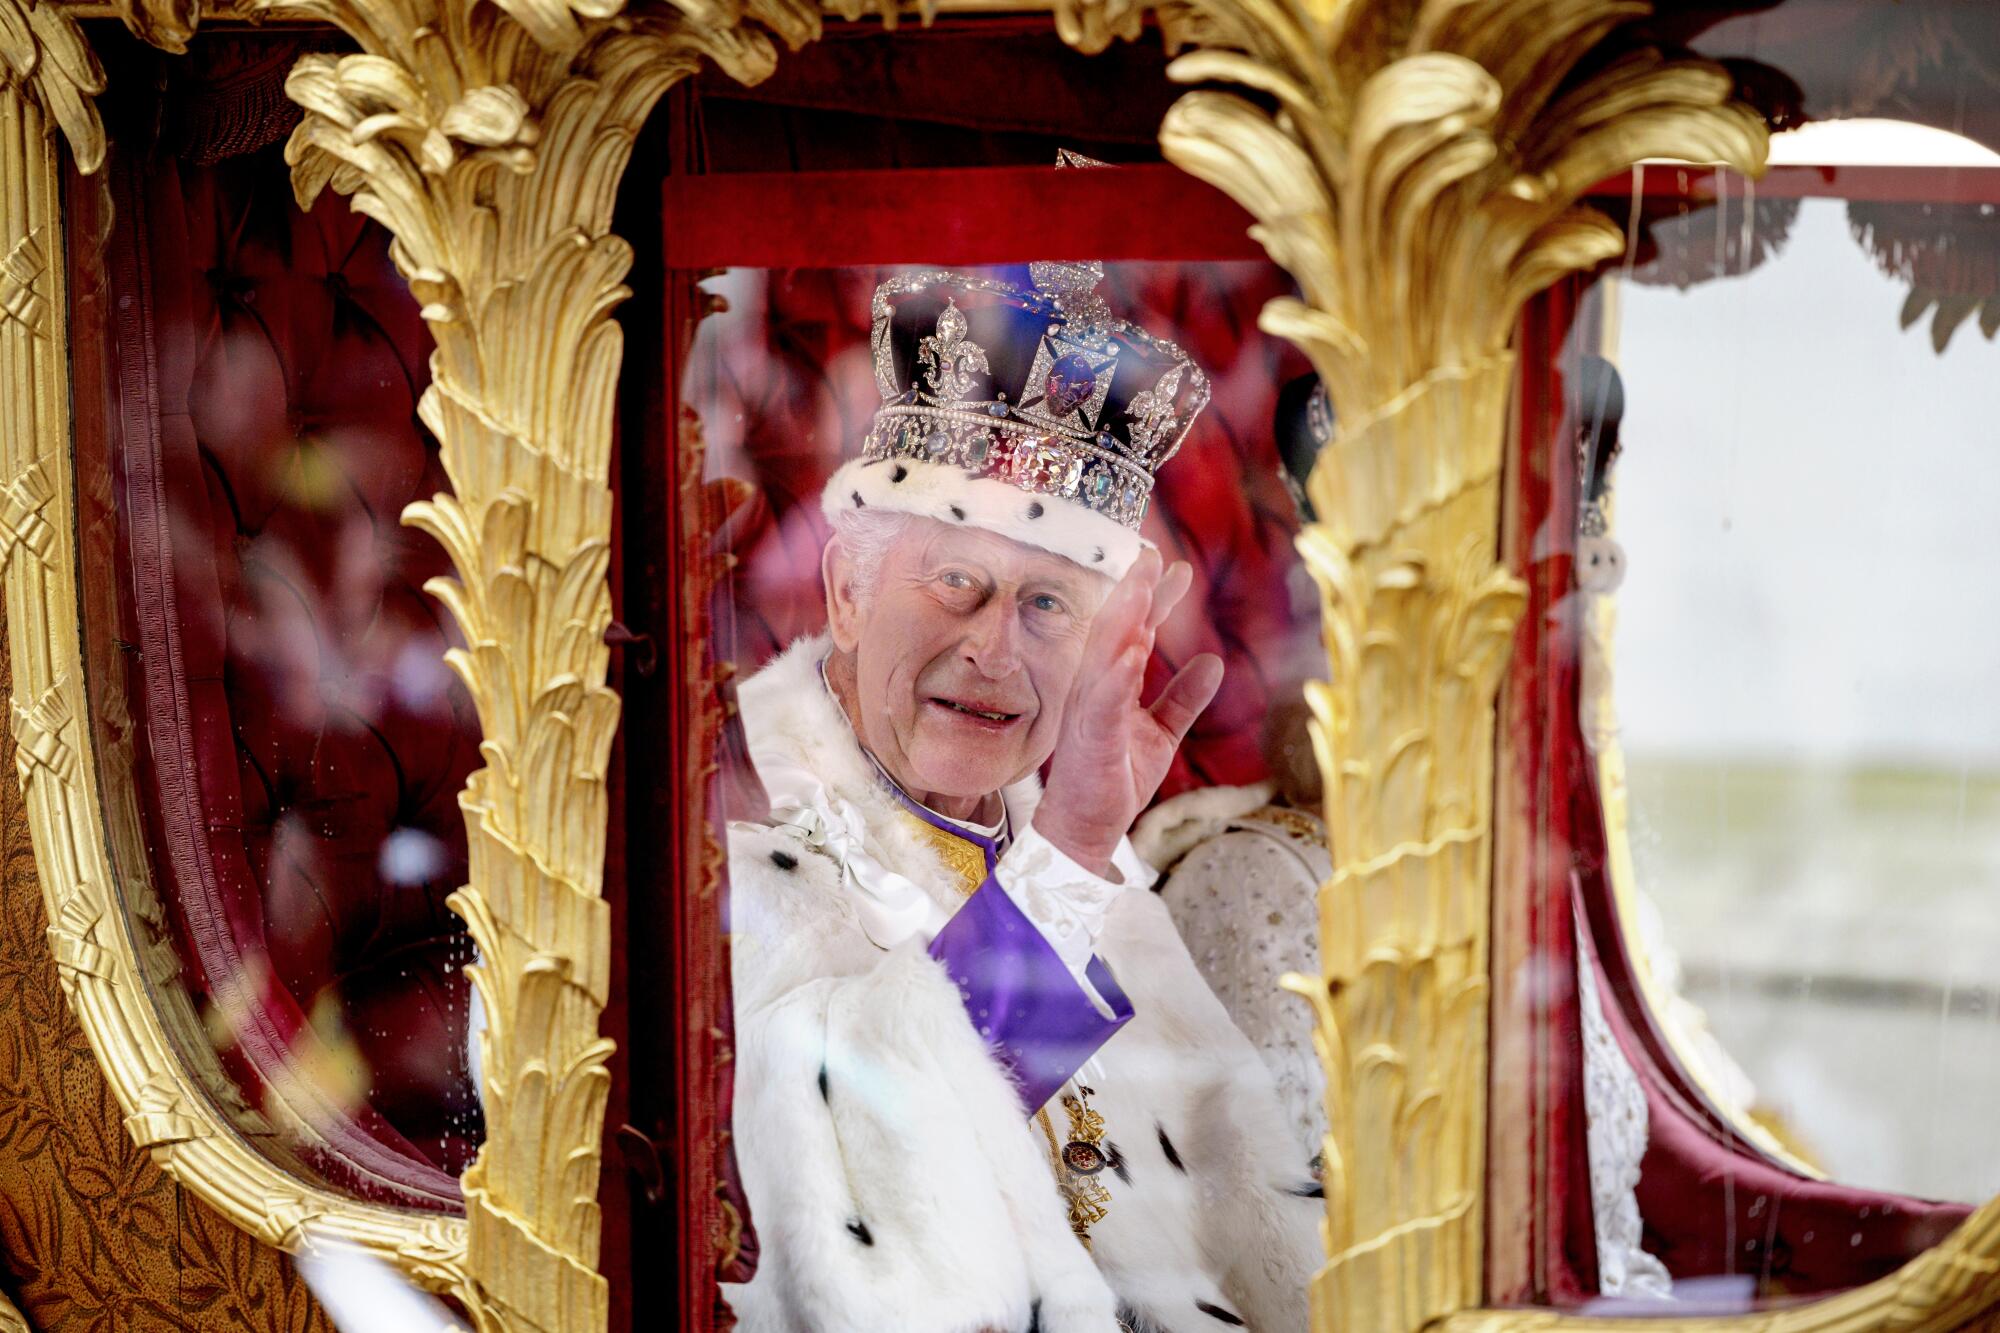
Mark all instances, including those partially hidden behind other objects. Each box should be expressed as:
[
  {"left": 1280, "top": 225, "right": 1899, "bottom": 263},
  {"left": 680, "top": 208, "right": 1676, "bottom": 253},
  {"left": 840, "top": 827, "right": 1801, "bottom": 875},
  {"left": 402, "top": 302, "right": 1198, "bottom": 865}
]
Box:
[{"left": 961, "top": 595, "right": 1023, "bottom": 680}]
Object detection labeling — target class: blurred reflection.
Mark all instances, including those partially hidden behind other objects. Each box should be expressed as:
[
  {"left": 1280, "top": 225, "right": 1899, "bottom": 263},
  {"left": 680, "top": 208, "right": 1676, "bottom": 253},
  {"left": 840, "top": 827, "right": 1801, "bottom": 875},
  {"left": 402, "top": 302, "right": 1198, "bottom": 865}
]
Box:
[
  {"left": 1598, "top": 184, "right": 2000, "bottom": 1203},
  {"left": 1144, "top": 373, "right": 1332, "bottom": 1165},
  {"left": 296, "top": 1239, "right": 468, "bottom": 1332},
  {"left": 71, "top": 46, "right": 484, "bottom": 1208}
]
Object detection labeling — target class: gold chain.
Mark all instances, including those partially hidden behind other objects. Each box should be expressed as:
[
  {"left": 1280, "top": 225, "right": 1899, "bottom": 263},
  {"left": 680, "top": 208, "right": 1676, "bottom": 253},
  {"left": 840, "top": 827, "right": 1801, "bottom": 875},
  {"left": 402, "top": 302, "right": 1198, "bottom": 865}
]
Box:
[{"left": 1035, "top": 1089, "right": 1113, "bottom": 1246}]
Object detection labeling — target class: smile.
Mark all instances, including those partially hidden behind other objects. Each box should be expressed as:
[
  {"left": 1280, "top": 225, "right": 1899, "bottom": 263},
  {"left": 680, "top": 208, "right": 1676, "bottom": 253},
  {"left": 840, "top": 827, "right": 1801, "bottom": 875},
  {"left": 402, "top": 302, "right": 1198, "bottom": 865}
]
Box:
[{"left": 929, "top": 698, "right": 1021, "bottom": 725}]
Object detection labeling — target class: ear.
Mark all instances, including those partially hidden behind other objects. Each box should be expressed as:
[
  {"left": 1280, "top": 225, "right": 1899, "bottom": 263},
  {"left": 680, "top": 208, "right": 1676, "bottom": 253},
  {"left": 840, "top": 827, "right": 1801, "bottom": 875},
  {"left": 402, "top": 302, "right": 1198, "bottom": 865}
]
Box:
[{"left": 823, "top": 535, "right": 864, "bottom": 654}]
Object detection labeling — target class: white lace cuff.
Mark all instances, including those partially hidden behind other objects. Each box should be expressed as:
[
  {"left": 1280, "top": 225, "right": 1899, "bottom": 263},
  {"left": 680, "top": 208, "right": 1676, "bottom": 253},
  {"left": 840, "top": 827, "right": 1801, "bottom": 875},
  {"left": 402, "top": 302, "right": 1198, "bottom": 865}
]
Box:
[{"left": 994, "top": 824, "right": 1144, "bottom": 979}]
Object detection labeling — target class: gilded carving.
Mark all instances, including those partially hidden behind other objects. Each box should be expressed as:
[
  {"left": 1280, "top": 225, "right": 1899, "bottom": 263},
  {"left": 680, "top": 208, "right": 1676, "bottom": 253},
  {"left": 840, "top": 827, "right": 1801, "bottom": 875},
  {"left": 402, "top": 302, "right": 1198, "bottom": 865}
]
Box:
[
  {"left": 271, "top": 0, "right": 815, "bottom": 1324},
  {"left": 0, "top": 0, "right": 104, "bottom": 172},
  {"left": 8, "top": 679, "right": 75, "bottom": 792},
  {"left": 123, "top": 1075, "right": 210, "bottom": 1151},
  {"left": 44, "top": 891, "right": 107, "bottom": 982},
  {"left": 1135, "top": 1, "right": 1768, "bottom": 1329},
  {"left": 0, "top": 604, "right": 332, "bottom": 1330},
  {"left": 112, "top": 0, "right": 200, "bottom": 55},
  {"left": 0, "top": 465, "right": 54, "bottom": 574},
  {"left": 0, "top": 52, "right": 432, "bottom": 1329},
  {"left": 0, "top": 231, "right": 47, "bottom": 338}
]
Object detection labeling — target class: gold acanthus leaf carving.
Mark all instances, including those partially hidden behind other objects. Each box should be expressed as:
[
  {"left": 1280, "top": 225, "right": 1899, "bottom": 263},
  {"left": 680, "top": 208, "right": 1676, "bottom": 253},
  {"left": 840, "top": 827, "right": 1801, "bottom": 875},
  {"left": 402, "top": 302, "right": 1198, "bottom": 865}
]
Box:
[
  {"left": 0, "top": 0, "right": 105, "bottom": 172},
  {"left": 272, "top": 0, "right": 817, "bottom": 1325},
  {"left": 1162, "top": 28, "right": 1767, "bottom": 551},
  {"left": 1122, "top": 2, "right": 1770, "bottom": 1328},
  {"left": 113, "top": 0, "right": 198, "bottom": 55}
]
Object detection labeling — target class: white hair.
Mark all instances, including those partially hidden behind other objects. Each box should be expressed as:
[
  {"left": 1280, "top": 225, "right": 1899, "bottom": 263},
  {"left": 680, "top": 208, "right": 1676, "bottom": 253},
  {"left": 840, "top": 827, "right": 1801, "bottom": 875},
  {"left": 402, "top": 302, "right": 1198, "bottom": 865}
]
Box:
[{"left": 827, "top": 505, "right": 915, "bottom": 605}]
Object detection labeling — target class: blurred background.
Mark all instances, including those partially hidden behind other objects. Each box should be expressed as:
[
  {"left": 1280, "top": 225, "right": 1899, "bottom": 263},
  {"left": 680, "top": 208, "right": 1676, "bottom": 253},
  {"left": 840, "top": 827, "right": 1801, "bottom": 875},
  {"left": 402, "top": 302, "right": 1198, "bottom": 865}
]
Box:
[{"left": 1606, "top": 176, "right": 2000, "bottom": 1205}]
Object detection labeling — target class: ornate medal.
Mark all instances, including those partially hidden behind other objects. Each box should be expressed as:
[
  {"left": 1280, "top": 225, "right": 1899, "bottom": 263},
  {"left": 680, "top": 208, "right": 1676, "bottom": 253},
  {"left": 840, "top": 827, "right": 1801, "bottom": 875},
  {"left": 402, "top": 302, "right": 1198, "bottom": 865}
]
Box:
[
  {"left": 1037, "top": 1086, "right": 1113, "bottom": 1244},
  {"left": 1062, "top": 1139, "right": 1108, "bottom": 1175}
]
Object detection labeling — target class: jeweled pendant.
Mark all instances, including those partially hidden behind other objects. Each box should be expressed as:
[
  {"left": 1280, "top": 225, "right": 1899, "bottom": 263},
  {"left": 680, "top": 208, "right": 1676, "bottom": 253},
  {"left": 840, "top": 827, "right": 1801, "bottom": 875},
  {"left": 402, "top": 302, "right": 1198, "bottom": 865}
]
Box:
[{"left": 1063, "top": 1140, "right": 1107, "bottom": 1176}]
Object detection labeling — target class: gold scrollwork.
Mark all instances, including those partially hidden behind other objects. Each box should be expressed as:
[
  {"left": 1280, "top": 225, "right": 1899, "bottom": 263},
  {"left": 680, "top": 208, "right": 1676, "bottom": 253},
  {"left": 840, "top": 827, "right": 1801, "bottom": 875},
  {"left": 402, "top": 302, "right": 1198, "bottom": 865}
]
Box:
[
  {"left": 2, "top": 26, "right": 464, "bottom": 1321},
  {"left": 270, "top": 0, "right": 818, "bottom": 1325},
  {"left": 1139, "top": 2, "right": 1767, "bottom": 1329},
  {"left": 0, "top": 0, "right": 105, "bottom": 173}
]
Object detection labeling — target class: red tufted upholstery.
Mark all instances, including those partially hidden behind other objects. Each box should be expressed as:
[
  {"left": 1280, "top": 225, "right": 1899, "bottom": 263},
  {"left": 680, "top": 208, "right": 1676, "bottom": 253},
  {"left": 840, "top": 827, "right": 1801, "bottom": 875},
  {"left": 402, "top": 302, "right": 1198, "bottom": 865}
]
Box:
[
  {"left": 693, "top": 262, "right": 1319, "bottom": 801},
  {"left": 85, "top": 112, "right": 483, "bottom": 1205}
]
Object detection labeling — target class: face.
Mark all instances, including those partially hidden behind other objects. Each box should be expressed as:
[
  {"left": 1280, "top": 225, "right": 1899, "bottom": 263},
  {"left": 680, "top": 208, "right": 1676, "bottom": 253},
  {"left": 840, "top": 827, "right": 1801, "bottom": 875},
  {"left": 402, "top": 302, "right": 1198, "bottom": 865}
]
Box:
[{"left": 826, "top": 518, "right": 1110, "bottom": 805}]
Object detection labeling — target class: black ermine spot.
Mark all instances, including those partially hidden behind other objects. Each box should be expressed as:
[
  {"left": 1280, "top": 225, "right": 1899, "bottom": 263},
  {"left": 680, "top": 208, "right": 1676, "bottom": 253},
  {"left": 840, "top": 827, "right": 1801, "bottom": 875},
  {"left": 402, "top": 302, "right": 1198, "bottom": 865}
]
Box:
[
  {"left": 1027, "top": 501, "right": 1044, "bottom": 519},
  {"left": 846, "top": 1217, "right": 874, "bottom": 1245},
  {"left": 1196, "top": 1301, "right": 1245, "bottom": 1326},
  {"left": 851, "top": 491, "right": 864, "bottom": 508},
  {"left": 891, "top": 465, "right": 908, "bottom": 482},
  {"left": 950, "top": 505, "right": 966, "bottom": 521},
  {"left": 770, "top": 850, "right": 798, "bottom": 871},
  {"left": 1158, "top": 1124, "right": 1185, "bottom": 1172}
]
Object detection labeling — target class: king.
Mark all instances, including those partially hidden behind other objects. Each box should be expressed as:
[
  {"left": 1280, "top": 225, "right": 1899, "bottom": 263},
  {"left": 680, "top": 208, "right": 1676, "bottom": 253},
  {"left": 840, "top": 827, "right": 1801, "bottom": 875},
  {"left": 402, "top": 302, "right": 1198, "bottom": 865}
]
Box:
[{"left": 724, "top": 263, "right": 1321, "bottom": 1333}]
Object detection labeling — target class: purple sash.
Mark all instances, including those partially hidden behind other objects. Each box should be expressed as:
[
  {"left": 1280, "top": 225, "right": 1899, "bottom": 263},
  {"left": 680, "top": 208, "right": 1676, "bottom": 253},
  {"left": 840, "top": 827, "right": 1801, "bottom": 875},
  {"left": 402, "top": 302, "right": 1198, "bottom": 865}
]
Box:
[{"left": 893, "top": 793, "right": 1134, "bottom": 1114}]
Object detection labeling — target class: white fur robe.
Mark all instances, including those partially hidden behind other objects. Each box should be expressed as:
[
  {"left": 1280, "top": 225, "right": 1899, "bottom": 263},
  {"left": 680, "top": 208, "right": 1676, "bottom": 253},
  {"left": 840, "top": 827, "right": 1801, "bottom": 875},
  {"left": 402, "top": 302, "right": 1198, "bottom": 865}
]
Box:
[{"left": 723, "top": 638, "right": 1322, "bottom": 1333}]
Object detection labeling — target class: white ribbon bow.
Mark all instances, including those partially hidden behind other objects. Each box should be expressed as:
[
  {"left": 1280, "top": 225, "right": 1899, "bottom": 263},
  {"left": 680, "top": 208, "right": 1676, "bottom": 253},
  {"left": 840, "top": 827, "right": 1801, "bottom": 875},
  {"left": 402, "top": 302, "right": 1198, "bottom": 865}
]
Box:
[{"left": 756, "top": 755, "right": 945, "bottom": 950}]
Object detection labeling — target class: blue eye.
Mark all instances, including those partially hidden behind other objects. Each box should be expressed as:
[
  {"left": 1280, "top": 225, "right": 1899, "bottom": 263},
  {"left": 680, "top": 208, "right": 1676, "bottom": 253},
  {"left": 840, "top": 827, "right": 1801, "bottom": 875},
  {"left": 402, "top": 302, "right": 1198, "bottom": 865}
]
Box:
[
  {"left": 942, "top": 571, "right": 973, "bottom": 589},
  {"left": 1031, "top": 594, "right": 1065, "bottom": 614}
]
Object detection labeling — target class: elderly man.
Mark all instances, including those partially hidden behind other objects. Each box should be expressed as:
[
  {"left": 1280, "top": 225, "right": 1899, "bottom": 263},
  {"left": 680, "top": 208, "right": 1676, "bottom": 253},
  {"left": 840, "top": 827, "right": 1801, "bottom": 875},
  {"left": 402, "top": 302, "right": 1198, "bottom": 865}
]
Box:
[{"left": 724, "top": 264, "right": 1321, "bottom": 1333}]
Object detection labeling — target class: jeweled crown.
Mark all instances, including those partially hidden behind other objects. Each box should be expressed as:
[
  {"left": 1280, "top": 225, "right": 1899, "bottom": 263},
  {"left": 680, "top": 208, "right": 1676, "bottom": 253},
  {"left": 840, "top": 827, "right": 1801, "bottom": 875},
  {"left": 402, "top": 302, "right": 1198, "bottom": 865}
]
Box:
[{"left": 863, "top": 266, "right": 1212, "bottom": 530}]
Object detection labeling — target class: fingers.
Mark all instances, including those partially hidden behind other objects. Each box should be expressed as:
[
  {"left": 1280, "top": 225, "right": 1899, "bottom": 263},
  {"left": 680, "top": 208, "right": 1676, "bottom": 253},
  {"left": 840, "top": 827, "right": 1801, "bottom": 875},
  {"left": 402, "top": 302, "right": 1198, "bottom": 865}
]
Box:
[
  {"left": 1080, "top": 549, "right": 1160, "bottom": 671},
  {"left": 1065, "top": 639, "right": 1147, "bottom": 751},
  {"left": 1146, "top": 560, "right": 1194, "bottom": 633},
  {"left": 1066, "top": 552, "right": 1172, "bottom": 743},
  {"left": 1088, "top": 637, "right": 1149, "bottom": 720},
  {"left": 1146, "top": 653, "right": 1225, "bottom": 743}
]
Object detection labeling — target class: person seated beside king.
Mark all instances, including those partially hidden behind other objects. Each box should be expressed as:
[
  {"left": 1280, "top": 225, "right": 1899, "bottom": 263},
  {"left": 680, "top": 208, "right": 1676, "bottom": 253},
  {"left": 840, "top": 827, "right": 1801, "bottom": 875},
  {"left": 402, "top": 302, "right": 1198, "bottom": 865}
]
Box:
[{"left": 723, "top": 264, "right": 1323, "bottom": 1333}]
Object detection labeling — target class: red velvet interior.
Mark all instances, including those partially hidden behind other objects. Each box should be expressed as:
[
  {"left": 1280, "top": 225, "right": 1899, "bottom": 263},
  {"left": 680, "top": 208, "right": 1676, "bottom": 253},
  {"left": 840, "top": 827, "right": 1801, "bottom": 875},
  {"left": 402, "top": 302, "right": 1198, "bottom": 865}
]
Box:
[{"left": 72, "top": 41, "right": 483, "bottom": 1206}]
